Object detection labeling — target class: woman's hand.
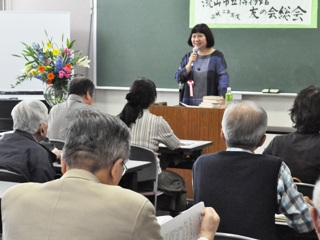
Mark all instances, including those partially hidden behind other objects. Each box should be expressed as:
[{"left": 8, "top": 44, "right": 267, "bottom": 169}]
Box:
[{"left": 188, "top": 51, "right": 198, "bottom": 66}]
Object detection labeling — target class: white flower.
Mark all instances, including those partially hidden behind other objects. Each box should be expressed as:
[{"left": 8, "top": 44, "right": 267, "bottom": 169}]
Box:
[{"left": 76, "top": 56, "right": 90, "bottom": 68}]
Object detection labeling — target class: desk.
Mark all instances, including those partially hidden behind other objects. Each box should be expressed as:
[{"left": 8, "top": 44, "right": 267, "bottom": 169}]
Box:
[
  {"left": 159, "top": 140, "right": 213, "bottom": 169},
  {"left": 120, "top": 160, "right": 151, "bottom": 191},
  {"left": 0, "top": 181, "right": 19, "bottom": 198},
  {"left": 150, "top": 105, "right": 224, "bottom": 199},
  {"left": 54, "top": 160, "right": 151, "bottom": 191},
  {"left": 150, "top": 105, "right": 225, "bottom": 154},
  {"left": 0, "top": 181, "right": 20, "bottom": 234},
  {"left": 158, "top": 140, "right": 213, "bottom": 199}
]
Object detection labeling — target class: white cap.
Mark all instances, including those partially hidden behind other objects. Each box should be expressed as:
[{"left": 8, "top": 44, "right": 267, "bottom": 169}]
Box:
[{"left": 227, "top": 87, "right": 231, "bottom": 91}]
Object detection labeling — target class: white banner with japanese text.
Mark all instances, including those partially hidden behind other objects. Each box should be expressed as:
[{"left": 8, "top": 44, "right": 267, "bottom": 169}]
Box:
[{"left": 190, "top": 0, "right": 318, "bottom": 28}]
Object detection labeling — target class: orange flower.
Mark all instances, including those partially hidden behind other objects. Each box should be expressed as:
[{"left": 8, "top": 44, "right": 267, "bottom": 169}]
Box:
[
  {"left": 65, "top": 64, "right": 72, "bottom": 71},
  {"left": 47, "top": 73, "right": 55, "bottom": 82},
  {"left": 38, "top": 65, "right": 45, "bottom": 73},
  {"left": 46, "top": 79, "right": 53, "bottom": 85}
]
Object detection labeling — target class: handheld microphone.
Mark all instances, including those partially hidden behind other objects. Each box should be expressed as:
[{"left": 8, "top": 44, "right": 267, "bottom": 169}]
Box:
[{"left": 191, "top": 47, "right": 198, "bottom": 67}]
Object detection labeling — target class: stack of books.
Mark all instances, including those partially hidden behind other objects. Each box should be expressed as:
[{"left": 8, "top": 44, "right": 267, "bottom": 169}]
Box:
[{"left": 199, "top": 96, "right": 224, "bottom": 108}]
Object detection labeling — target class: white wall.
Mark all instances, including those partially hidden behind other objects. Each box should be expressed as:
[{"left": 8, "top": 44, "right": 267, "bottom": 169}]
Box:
[{"left": 3, "top": 0, "right": 94, "bottom": 81}]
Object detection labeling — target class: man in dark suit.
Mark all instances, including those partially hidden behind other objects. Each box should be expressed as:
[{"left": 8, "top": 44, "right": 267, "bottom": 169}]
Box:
[{"left": 193, "top": 100, "right": 314, "bottom": 240}]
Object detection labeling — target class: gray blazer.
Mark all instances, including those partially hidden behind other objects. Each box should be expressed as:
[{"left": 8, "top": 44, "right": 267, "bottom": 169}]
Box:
[{"left": 48, "top": 94, "right": 92, "bottom": 140}]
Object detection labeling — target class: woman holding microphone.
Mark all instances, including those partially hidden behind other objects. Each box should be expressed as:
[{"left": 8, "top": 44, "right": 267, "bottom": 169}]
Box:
[{"left": 175, "top": 23, "right": 230, "bottom": 106}]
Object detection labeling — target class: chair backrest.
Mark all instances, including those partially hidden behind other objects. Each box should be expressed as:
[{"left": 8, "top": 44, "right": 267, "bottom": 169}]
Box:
[
  {"left": 129, "top": 145, "right": 158, "bottom": 182},
  {"left": 49, "top": 139, "right": 65, "bottom": 150},
  {"left": 295, "top": 182, "right": 315, "bottom": 199},
  {"left": 0, "top": 169, "right": 27, "bottom": 183},
  {"left": 129, "top": 145, "right": 162, "bottom": 208},
  {"left": 215, "top": 232, "right": 258, "bottom": 240}
]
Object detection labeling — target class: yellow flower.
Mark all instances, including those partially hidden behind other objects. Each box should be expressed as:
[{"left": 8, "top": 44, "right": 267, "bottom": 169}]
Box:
[
  {"left": 46, "top": 42, "right": 52, "bottom": 48},
  {"left": 31, "top": 70, "right": 38, "bottom": 76},
  {"left": 52, "top": 49, "right": 59, "bottom": 56},
  {"left": 43, "top": 48, "right": 48, "bottom": 53}
]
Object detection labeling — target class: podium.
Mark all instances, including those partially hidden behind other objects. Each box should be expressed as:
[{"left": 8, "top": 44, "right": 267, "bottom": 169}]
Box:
[
  {"left": 150, "top": 105, "right": 226, "bottom": 198},
  {"left": 150, "top": 105, "right": 226, "bottom": 154}
]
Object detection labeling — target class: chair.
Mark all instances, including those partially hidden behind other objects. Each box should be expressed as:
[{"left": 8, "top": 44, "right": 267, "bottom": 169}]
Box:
[
  {"left": 129, "top": 145, "right": 163, "bottom": 209},
  {"left": 295, "top": 182, "right": 315, "bottom": 199},
  {"left": 0, "top": 169, "right": 27, "bottom": 183},
  {"left": 49, "top": 139, "right": 65, "bottom": 150},
  {"left": 215, "top": 232, "right": 258, "bottom": 240}
]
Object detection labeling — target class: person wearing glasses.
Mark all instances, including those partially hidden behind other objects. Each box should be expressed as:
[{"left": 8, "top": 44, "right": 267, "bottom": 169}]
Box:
[{"left": 2, "top": 109, "right": 220, "bottom": 240}]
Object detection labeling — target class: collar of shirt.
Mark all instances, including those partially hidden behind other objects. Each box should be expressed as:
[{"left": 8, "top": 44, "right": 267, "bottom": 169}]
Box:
[{"left": 226, "top": 147, "right": 253, "bottom": 154}]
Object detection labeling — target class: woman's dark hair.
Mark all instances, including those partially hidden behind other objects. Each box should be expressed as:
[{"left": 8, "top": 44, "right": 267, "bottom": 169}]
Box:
[
  {"left": 118, "top": 77, "right": 157, "bottom": 127},
  {"left": 290, "top": 85, "right": 320, "bottom": 133},
  {"left": 188, "top": 23, "right": 215, "bottom": 48}
]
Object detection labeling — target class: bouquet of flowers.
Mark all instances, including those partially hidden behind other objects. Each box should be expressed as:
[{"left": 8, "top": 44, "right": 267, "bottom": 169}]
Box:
[{"left": 12, "top": 31, "right": 90, "bottom": 91}]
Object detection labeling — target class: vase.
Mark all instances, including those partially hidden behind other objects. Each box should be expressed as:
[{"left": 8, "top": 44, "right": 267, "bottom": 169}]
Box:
[{"left": 43, "top": 84, "right": 68, "bottom": 107}]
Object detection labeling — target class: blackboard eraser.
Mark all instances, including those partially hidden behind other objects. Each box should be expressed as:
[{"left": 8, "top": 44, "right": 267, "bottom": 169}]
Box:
[{"left": 262, "top": 88, "right": 280, "bottom": 93}]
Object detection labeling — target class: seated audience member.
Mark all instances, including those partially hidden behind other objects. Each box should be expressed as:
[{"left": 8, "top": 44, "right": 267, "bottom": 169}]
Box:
[
  {"left": 48, "top": 77, "right": 95, "bottom": 140},
  {"left": 311, "top": 180, "right": 320, "bottom": 239},
  {"left": 2, "top": 109, "right": 220, "bottom": 240},
  {"left": 0, "top": 100, "right": 55, "bottom": 182},
  {"left": 263, "top": 85, "right": 320, "bottom": 184},
  {"left": 193, "top": 100, "right": 314, "bottom": 240},
  {"left": 118, "top": 78, "right": 185, "bottom": 215}
]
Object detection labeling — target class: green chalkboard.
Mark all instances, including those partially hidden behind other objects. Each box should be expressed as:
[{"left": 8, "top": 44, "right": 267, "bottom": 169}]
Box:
[{"left": 97, "top": 0, "right": 320, "bottom": 93}]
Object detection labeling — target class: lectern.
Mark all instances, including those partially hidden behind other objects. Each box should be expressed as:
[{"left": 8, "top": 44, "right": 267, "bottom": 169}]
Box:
[{"left": 150, "top": 105, "right": 226, "bottom": 198}]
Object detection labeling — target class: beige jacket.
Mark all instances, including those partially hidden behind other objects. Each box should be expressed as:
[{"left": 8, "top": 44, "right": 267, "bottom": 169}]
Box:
[{"left": 2, "top": 169, "right": 162, "bottom": 240}]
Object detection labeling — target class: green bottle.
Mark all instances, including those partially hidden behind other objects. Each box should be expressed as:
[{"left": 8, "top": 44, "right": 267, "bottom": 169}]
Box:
[{"left": 225, "top": 87, "right": 233, "bottom": 106}]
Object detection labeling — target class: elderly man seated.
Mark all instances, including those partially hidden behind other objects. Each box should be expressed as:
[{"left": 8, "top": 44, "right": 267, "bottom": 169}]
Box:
[{"left": 0, "top": 100, "right": 55, "bottom": 182}]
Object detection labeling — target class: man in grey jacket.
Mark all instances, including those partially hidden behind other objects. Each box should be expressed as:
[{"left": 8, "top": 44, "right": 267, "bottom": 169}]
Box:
[{"left": 48, "top": 77, "right": 95, "bottom": 140}]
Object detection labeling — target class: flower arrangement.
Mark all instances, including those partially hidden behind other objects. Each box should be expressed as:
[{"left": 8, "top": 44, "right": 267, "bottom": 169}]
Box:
[{"left": 12, "top": 31, "right": 90, "bottom": 95}]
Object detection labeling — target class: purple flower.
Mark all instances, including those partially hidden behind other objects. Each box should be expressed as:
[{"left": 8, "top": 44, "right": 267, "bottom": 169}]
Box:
[{"left": 55, "top": 58, "right": 64, "bottom": 72}]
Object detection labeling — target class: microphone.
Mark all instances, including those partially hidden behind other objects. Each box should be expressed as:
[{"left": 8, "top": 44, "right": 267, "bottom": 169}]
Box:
[{"left": 191, "top": 47, "right": 198, "bottom": 67}]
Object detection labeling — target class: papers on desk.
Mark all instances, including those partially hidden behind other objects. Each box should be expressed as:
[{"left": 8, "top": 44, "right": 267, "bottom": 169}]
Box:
[
  {"left": 180, "top": 102, "right": 199, "bottom": 108},
  {"left": 159, "top": 201, "right": 205, "bottom": 240},
  {"left": 275, "top": 214, "right": 286, "bottom": 223},
  {"left": 180, "top": 140, "right": 194, "bottom": 146}
]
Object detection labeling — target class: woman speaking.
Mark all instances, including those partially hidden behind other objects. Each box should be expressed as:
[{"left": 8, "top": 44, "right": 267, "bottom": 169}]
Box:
[{"left": 175, "top": 23, "right": 230, "bottom": 106}]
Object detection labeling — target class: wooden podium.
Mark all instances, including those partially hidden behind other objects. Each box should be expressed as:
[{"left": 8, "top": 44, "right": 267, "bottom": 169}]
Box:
[{"left": 150, "top": 105, "right": 226, "bottom": 199}]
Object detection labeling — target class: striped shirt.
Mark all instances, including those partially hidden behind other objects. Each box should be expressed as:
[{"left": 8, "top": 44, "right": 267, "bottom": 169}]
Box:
[{"left": 131, "top": 109, "right": 180, "bottom": 173}]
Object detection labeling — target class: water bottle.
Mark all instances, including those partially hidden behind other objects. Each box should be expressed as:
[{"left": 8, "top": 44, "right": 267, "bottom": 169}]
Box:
[{"left": 225, "top": 87, "right": 233, "bottom": 107}]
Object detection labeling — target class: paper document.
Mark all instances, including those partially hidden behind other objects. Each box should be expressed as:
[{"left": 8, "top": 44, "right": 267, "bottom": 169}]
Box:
[
  {"left": 160, "top": 201, "right": 205, "bottom": 240},
  {"left": 180, "top": 102, "right": 199, "bottom": 108},
  {"left": 180, "top": 140, "right": 195, "bottom": 146}
]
